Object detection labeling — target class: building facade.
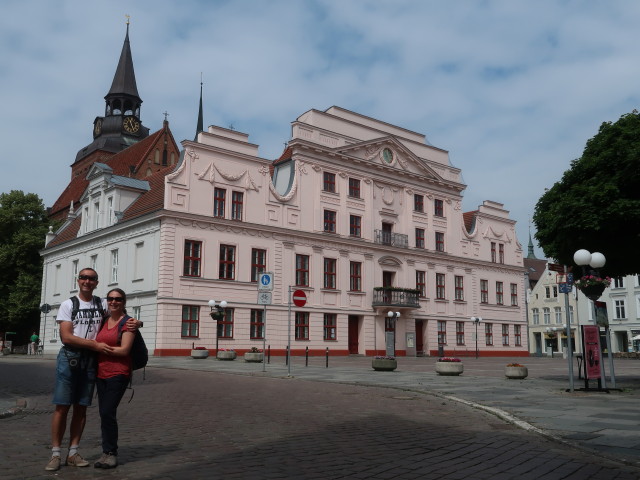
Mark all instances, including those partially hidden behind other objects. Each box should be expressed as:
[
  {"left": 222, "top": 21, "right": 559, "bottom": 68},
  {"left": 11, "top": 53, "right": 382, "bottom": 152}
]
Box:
[{"left": 154, "top": 106, "right": 527, "bottom": 357}]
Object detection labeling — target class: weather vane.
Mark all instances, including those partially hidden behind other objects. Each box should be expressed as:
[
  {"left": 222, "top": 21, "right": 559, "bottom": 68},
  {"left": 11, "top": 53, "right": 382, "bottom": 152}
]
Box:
[{"left": 125, "top": 14, "right": 130, "bottom": 25}]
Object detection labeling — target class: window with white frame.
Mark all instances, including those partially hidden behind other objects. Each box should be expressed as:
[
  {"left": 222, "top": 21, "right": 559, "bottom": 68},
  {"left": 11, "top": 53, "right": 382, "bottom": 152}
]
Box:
[
  {"left": 54, "top": 264, "right": 61, "bottom": 295},
  {"left": 83, "top": 206, "right": 89, "bottom": 233},
  {"left": 324, "top": 313, "right": 337, "bottom": 340},
  {"left": 480, "top": 279, "right": 488, "bottom": 304},
  {"left": 110, "top": 249, "right": 119, "bottom": 283},
  {"left": 454, "top": 275, "right": 464, "bottom": 301},
  {"left": 90, "top": 254, "right": 98, "bottom": 271},
  {"left": 569, "top": 306, "right": 574, "bottom": 324},
  {"left": 250, "top": 309, "right": 264, "bottom": 339},
  {"left": 543, "top": 307, "right": 550, "bottom": 324},
  {"left": 555, "top": 307, "right": 562, "bottom": 324},
  {"left": 93, "top": 200, "right": 100, "bottom": 230},
  {"left": 532, "top": 308, "right": 539, "bottom": 324},
  {"left": 416, "top": 271, "right": 426, "bottom": 298},
  {"left": 134, "top": 242, "right": 144, "bottom": 280},
  {"left": 456, "top": 321, "right": 464, "bottom": 345},
  {"left": 496, "top": 281, "right": 504, "bottom": 305},
  {"left": 107, "top": 196, "right": 114, "bottom": 225},
  {"left": 613, "top": 277, "right": 625, "bottom": 289},
  {"left": 131, "top": 306, "right": 141, "bottom": 322},
  {"left": 614, "top": 299, "right": 626, "bottom": 319},
  {"left": 485, "top": 323, "right": 493, "bottom": 345},
  {"left": 71, "top": 260, "right": 79, "bottom": 290}
]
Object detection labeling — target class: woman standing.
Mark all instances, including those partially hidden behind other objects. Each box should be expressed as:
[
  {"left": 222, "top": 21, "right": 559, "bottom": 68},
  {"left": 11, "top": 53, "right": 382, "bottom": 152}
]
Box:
[{"left": 94, "top": 288, "right": 134, "bottom": 469}]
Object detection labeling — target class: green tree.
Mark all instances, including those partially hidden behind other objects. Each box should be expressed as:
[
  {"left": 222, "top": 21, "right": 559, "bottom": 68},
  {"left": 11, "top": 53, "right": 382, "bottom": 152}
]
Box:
[
  {"left": 533, "top": 111, "right": 640, "bottom": 278},
  {"left": 0, "top": 191, "right": 49, "bottom": 340}
]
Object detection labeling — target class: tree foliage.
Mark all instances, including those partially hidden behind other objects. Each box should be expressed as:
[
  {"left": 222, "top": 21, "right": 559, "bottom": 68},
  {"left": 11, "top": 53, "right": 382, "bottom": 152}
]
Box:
[
  {"left": 534, "top": 111, "right": 640, "bottom": 278},
  {"left": 0, "top": 191, "right": 49, "bottom": 339}
]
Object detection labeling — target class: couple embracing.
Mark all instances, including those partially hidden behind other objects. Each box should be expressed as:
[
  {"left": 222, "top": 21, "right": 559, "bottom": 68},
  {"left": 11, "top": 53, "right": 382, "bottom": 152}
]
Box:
[{"left": 46, "top": 267, "right": 142, "bottom": 471}]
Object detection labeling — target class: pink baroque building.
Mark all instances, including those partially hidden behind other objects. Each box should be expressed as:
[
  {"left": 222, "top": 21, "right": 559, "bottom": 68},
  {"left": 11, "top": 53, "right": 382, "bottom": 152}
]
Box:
[{"left": 157, "top": 106, "right": 528, "bottom": 357}]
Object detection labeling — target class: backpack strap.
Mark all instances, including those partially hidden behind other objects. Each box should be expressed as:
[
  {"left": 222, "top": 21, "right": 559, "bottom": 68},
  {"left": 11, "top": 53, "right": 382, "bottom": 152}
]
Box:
[{"left": 70, "top": 296, "right": 80, "bottom": 321}]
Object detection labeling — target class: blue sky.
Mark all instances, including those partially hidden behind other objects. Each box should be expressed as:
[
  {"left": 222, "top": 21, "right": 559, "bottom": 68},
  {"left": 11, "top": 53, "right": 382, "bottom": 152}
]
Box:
[{"left": 3, "top": 0, "right": 640, "bottom": 259}]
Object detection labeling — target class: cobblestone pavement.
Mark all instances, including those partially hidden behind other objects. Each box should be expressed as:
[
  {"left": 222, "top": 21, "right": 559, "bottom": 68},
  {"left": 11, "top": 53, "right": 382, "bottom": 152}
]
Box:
[{"left": 1, "top": 357, "right": 640, "bottom": 480}]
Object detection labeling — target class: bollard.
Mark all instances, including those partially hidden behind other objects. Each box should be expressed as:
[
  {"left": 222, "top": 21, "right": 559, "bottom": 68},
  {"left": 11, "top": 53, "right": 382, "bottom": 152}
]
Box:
[
  {"left": 305, "top": 346, "right": 309, "bottom": 367},
  {"left": 192, "top": 342, "right": 195, "bottom": 349},
  {"left": 268, "top": 345, "right": 271, "bottom": 364},
  {"left": 285, "top": 346, "right": 289, "bottom": 366},
  {"left": 326, "top": 347, "right": 329, "bottom": 368}
]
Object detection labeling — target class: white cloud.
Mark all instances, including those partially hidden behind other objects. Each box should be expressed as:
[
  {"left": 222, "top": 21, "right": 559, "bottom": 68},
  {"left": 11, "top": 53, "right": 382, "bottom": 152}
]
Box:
[{"left": 2, "top": 0, "right": 640, "bottom": 259}]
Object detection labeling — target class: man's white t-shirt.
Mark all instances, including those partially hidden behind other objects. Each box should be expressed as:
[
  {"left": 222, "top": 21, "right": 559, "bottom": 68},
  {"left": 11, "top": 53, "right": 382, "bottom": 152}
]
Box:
[{"left": 56, "top": 296, "right": 108, "bottom": 342}]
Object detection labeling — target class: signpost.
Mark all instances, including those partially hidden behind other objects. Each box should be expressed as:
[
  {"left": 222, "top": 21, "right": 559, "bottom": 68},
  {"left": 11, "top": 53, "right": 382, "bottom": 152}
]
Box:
[
  {"left": 257, "top": 273, "right": 274, "bottom": 372},
  {"left": 287, "top": 288, "right": 307, "bottom": 376},
  {"left": 292, "top": 290, "right": 307, "bottom": 307}
]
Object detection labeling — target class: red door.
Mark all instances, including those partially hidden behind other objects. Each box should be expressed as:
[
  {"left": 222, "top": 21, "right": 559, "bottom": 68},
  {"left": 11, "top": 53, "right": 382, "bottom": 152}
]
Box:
[
  {"left": 348, "top": 315, "right": 359, "bottom": 354},
  {"left": 415, "top": 320, "right": 424, "bottom": 356}
]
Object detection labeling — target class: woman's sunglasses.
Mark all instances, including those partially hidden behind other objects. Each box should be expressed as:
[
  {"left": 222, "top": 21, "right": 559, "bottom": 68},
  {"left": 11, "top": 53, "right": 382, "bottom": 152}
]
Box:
[{"left": 107, "top": 296, "right": 124, "bottom": 303}]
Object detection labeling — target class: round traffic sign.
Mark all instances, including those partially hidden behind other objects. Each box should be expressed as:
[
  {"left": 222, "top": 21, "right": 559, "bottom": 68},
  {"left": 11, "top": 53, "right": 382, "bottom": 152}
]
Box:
[{"left": 292, "top": 289, "right": 307, "bottom": 307}]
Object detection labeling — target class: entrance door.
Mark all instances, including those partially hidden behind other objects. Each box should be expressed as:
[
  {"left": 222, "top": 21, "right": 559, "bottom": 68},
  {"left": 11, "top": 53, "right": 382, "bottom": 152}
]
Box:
[
  {"left": 348, "top": 315, "right": 359, "bottom": 354},
  {"left": 415, "top": 320, "right": 424, "bottom": 356}
]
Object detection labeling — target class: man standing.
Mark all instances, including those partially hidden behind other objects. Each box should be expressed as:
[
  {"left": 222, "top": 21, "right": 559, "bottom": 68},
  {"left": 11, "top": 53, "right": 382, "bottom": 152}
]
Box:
[
  {"left": 45, "top": 268, "right": 138, "bottom": 471},
  {"left": 29, "top": 331, "right": 39, "bottom": 355}
]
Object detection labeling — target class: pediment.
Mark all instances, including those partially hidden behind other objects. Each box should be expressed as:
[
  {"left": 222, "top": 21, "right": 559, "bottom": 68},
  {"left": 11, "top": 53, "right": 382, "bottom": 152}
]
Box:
[
  {"left": 334, "top": 137, "right": 444, "bottom": 181},
  {"left": 378, "top": 255, "right": 403, "bottom": 267}
]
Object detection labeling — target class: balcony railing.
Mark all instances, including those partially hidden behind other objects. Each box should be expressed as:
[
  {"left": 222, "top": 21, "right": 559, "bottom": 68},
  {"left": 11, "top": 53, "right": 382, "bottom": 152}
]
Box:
[
  {"left": 374, "top": 230, "right": 408, "bottom": 248},
  {"left": 372, "top": 288, "right": 420, "bottom": 308}
]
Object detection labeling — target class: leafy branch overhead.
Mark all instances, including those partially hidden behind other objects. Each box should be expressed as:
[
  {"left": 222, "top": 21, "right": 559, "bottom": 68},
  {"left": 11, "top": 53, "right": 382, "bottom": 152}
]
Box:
[{"left": 533, "top": 111, "right": 640, "bottom": 278}]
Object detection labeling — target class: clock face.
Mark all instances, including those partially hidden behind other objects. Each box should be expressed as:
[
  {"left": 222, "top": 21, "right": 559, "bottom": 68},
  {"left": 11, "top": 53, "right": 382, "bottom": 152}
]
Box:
[
  {"left": 123, "top": 116, "right": 140, "bottom": 134},
  {"left": 382, "top": 148, "right": 393, "bottom": 164},
  {"left": 93, "top": 118, "right": 102, "bottom": 136}
]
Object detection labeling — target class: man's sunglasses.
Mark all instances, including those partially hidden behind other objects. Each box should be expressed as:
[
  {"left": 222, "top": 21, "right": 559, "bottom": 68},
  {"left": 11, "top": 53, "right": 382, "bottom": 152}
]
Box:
[
  {"left": 107, "top": 297, "right": 124, "bottom": 302},
  {"left": 78, "top": 275, "right": 98, "bottom": 281}
]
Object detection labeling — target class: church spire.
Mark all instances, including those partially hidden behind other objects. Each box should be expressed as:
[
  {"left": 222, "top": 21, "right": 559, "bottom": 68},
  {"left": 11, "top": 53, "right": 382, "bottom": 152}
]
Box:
[
  {"left": 106, "top": 18, "right": 142, "bottom": 114},
  {"left": 194, "top": 76, "right": 204, "bottom": 141},
  {"left": 526, "top": 229, "right": 538, "bottom": 259},
  {"left": 75, "top": 18, "right": 149, "bottom": 163}
]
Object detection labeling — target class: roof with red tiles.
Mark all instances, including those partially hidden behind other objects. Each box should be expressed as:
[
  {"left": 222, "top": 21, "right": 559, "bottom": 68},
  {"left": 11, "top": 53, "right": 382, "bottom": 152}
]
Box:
[{"left": 46, "top": 123, "right": 180, "bottom": 248}]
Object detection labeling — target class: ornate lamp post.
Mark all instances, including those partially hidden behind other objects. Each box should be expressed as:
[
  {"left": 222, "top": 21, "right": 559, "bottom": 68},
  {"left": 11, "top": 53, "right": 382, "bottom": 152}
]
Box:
[
  {"left": 471, "top": 317, "right": 482, "bottom": 358},
  {"left": 573, "top": 249, "right": 615, "bottom": 388},
  {"left": 386, "top": 311, "right": 400, "bottom": 356},
  {"left": 208, "top": 299, "right": 227, "bottom": 354}
]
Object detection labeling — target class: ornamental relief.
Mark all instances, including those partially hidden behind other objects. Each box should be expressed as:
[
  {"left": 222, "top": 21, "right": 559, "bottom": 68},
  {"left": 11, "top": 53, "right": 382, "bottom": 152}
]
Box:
[
  {"left": 320, "top": 195, "right": 341, "bottom": 206},
  {"left": 372, "top": 181, "right": 401, "bottom": 206},
  {"left": 482, "top": 226, "right": 512, "bottom": 243},
  {"left": 166, "top": 148, "right": 194, "bottom": 183},
  {"left": 194, "top": 161, "right": 259, "bottom": 192}
]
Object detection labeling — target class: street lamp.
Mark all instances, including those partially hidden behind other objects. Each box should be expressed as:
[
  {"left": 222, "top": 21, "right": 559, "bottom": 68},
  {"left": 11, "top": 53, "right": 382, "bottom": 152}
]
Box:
[
  {"left": 471, "top": 317, "right": 482, "bottom": 358},
  {"left": 574, "top": 249, "right": 614, "bottom": 388},
  {"left": 386, "top": 311, "right": 400, "bottom": 356},
  {"left": 209, "top": 299, "right": 227, "bottom": 354}
]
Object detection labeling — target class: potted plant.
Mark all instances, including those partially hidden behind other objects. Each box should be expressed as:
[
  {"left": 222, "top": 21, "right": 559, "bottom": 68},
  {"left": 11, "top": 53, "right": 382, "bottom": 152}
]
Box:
[
  {"left": 372, "top": 355, "right": 397, "bottom": 371},
  {"left": 244, "top": 347, "right": 264, "bottom": 363},
  {"left": 435, "top": 357, "right": 463, "bottom": 376},
  {"left": 216, "top": 348, "right": 237, "bottom": 361},
  {"left": 190, "top": 346, "right": 209, "bottom": 359},
  {"left": 505, "top": 363, "right": 528, "bottom": 379},
  {"left": 574, "top": 275, "right": 611, "bottom": 301}
]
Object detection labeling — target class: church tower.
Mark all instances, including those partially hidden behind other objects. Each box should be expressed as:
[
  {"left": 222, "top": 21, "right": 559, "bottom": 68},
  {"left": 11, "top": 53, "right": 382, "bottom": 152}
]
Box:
[{"left": 74, "top": 19, "right": 149, "bottom": 166}]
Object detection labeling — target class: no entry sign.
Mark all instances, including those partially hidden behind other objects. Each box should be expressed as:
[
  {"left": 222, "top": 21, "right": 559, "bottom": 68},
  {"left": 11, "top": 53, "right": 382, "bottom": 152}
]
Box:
[{"left": 292, "top": 289, "right": 307, "bottom": 307}]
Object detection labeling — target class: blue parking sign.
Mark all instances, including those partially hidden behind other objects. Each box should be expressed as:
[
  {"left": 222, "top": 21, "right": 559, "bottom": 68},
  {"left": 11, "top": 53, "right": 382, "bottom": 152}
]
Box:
[{"left": 258, "top": 272, "right": 274, "bottom": 291}]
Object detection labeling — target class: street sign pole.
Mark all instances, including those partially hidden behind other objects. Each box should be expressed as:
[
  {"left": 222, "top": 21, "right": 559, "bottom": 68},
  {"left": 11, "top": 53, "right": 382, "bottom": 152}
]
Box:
[
  {"left": 564, "top": 265, "right": 575, "bottom": 392},
  {"left": 262, "top": 303, "right": 267, "bottom": 372}
]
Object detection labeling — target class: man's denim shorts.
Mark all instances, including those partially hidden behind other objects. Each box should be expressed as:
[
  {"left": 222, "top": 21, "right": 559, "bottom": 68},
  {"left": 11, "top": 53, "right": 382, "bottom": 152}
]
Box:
[{"left": 52, "top": 348, "right": 97, "bottom": 406}]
